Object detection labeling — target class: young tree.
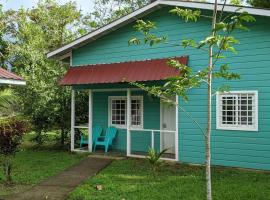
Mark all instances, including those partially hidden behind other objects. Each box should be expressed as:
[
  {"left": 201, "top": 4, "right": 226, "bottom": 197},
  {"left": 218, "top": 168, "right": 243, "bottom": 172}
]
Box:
[
  {"left": 129, "top": 1, "right": 255, "bottom": 199},
  {"left": 0, "top": 117, "right": 29, "bottom": 183}
]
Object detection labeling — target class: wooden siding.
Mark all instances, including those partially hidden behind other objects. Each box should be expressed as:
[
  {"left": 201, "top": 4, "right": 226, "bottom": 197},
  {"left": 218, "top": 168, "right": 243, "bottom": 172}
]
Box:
[
  {"left": 72, "top": 7, "right": 270, "bottom": 170},
  {"left": 91, "top": 90, "right": 160, "bottom": 152}
]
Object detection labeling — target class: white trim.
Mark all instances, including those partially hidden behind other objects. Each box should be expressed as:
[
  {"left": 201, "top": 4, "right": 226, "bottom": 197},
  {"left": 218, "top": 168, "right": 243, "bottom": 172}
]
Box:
[
  {"left": 130, "top": 128, "right": 177, "bottom": 161},
  {"left": 216, "top": 90, "right": 258, "bottom": 132},
  {"left": 74, "top": 126, "right": 88, "bottom": 129},
  {"left": 108, "top": 95, "right": 144, "bottom": 129},
  {"left": 159, "top": 96, "right": 178, "bottom": 159},
  {"left": 160, "top": 0, "right": 270, "bottom": 17},
  {"left": 175, "top": 95, "right": 179, "bottom": 161},
  {"left": 128, "top": 154, "right": 176, "bottom": 162},
  {"left": 88, "top": 90, "right": 93, "bottom": 152},
  {"left": 47, "top": 0, "right": 270, "bottom": 59},
  {"left": 70, "top": 51, "right": 72, "bottom": 66},
  {"left": 127, "top": 89, "right": 131, "bottom": 156},
  {"left": 108, "top": 96, "right": 127, "bottom": 128},
  {"left": 58, "top": 52, "right": 72, "bottom": 61},
  {"left": 71, "top": 90, "right": 75, "bottom": 151},
  {"left": 0, "top": 78, "right": 26, "bottom": 85}
]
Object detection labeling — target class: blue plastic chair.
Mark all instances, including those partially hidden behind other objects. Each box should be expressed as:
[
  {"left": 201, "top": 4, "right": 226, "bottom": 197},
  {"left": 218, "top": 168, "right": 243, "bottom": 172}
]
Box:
[
  {"left": 80, "top": 126, "right": 102, "bottom": 148},
  {"left": 94, "top": 126, "right": 117, "bottom": 152}
]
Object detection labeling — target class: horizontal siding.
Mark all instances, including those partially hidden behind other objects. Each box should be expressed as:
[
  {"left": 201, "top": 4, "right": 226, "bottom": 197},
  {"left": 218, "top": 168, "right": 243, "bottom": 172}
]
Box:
[
  {"left": 92, "top": 90, "right": 160, "bottom": 152},
  {"left": 72, "top": 7, "right": 270, "bottom": 170}
]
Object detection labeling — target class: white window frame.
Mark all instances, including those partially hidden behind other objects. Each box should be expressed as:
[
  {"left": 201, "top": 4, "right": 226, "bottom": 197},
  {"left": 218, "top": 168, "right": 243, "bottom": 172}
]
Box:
[
  {"left": 108, "top": 96, "right": 144, "bottom": 129},
  {"left": 216, "top": 91, "right": 258, "bottom": 131}
]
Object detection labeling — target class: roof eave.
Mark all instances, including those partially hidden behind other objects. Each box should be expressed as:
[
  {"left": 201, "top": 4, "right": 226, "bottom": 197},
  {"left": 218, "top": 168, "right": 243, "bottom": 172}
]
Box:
[
  {"left": 0, "top": 78, "right": 26, "bottom": 86},
  {"left": 161, "top": 0, "right": 270, "bottom": 16}
]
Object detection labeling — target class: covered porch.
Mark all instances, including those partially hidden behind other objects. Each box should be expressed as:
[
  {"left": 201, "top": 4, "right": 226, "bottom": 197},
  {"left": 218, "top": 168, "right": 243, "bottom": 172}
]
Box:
[
  {"left": 71, "top": 88, "right": 178, "bottom": 161},
  {"left": 61, "top": 57, "right": 188, "bottom": 161}
]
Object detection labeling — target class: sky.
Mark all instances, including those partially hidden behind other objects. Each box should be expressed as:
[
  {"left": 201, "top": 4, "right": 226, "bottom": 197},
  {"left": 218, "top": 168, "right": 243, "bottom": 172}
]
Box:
[{"left": 2, "top": 0, "right": 95, "bottom": 13}]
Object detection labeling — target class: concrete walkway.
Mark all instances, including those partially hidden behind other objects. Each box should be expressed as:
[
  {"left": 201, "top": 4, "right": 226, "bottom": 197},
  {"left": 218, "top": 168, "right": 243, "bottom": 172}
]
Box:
[{"left": 5, "top": 157, "right": 112, "bottom": 200}]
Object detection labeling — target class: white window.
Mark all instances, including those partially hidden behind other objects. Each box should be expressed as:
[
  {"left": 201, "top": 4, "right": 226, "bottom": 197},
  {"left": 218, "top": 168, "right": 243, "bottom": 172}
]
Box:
[
  {"left": 216, "top": 91, "right": 258, "bottom": 131},
  {"left": 109, "top": 96, "right": 143, "bottom": 129}
]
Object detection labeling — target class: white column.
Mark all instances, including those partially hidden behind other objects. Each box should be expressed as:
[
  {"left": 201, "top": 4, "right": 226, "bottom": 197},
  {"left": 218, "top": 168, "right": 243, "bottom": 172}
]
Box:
[
  {"left": 175, "top": 95, "right": 179, "bottom": 161},
  {"left": 151, "top": 130, "right": 154, "bottom": 149},
  {"left": 71, "top": 90, "right": 75, "bottom": 151},
  {"left": 127, "top": 89, "right": 131, "bottom": 156},
  {"left": 88, "top": 90, "right": 93, "bottom": 152}
]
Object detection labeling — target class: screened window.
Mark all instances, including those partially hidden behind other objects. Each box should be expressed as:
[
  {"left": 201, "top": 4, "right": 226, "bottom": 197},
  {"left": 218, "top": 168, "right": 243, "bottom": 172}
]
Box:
[
  {"left": 109, "top": 96, "right": 143, "bottom": 128},
  {"left": 216, "top": 91, "right": 258, "bottom": 131}
]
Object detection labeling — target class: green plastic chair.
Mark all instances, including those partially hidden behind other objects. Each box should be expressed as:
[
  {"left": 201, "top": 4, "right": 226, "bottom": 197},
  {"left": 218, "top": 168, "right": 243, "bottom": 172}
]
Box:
[
  {"left": 80, "top": 126, "right": 102, "bottom": 148},
  {"left": 93, "top": 126, "right": 117, "bottom": 152}
]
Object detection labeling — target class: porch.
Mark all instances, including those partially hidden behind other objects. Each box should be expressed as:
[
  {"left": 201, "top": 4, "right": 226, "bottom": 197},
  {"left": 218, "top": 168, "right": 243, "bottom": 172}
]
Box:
[
  {"left": 70, "top": 88, "right": 179, "bottom": 161},
  {"left": 60, "top": 57, "right": 188, "bottom": 161}
]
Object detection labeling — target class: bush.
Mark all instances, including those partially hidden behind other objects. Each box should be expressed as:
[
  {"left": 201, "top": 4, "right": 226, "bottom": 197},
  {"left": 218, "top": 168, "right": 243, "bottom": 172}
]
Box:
[
  {"left": 146, "top": 148, "right": 168, "bottom": 173},
  {"left": 0, "top": 117, "right": 29, "bottom": 183}
]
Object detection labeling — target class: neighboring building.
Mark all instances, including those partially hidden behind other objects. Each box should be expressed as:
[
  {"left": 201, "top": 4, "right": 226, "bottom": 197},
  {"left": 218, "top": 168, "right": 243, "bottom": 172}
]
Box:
[
  {"left": 0, "top": 67, "right": 26, "bottom": 85},
  {"left": 48, "top": 1, "right": 270, "bottom": 170}
]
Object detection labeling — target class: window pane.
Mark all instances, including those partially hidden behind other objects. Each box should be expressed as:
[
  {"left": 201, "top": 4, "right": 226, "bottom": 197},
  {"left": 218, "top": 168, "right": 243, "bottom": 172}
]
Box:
[
  {"left": 111, "top": 99, "right": 126, "bottom": 126},
  {"left": 220, "top": 93, "right": 255, "bottom": 128},
  {"left": 131, "top": 99, "right": 142, "bottom": 126}
]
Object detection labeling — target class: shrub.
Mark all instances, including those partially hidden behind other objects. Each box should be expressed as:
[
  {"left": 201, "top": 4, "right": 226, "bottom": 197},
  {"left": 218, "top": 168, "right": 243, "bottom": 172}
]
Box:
[
  {"left": 0, "top": 117, "right": 29, "bottom": 183},
  {"left": 146, "top": 148, "right": 168, "bottom": 173}
]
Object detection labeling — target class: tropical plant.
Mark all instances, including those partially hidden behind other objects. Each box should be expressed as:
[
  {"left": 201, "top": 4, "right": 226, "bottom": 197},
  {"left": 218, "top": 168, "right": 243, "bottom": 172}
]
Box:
[
  {"left": 146, "top": 148, "right": 168, "bottom": 172},
  {"left": 129, "top": 1, "right": 255, "bottom": 199},
  {"left": 0, "top": 117, "right": 29, "bottom": 183}
]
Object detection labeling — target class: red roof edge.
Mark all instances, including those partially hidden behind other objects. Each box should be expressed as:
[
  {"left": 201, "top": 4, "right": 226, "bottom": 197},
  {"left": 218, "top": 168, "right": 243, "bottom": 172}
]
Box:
[
  {"left": 0, "top": 68, "right": 24, "bottom": 81},
  {"left": 59, "top": 56, "right": 188, "bottom": 86}
]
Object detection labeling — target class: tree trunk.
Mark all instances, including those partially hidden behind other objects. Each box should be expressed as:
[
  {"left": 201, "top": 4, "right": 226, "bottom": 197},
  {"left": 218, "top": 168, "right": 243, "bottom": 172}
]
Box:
[
  {"left": 4, "top": 161, "right": 12, "bottom": 183},
  {"left": 206, "top": 1, "right": 218, "bottom": 200}
]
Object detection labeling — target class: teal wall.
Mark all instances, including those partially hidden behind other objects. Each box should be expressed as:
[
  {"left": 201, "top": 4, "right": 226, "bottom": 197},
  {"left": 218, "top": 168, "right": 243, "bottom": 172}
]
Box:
[
  {"left": 72, "top": 7, "right": 270, "bottom": 170},
  {"left": 90, "top": 90, "right": 160, "bottom": 153}
]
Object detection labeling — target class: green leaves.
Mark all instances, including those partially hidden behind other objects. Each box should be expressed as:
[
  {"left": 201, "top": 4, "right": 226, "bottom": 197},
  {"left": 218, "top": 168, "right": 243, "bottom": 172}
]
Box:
[
  {"left": 134, "top": 20, "right": 156, "bottom": 34},
  {"left": 129, "top": 20, "right": 167, "bottom": 46},
  {"left": 170, "top": 7, "right": 201, "bottom": 22},
  {"left": 5, "top": 0, "right": 84, "bottom": 135},
  {"left": 181, "top": 39, "right": 198, "bottom": 48},
  {"left": 213, "top": 64, "right": 240, "bottom": 80}
]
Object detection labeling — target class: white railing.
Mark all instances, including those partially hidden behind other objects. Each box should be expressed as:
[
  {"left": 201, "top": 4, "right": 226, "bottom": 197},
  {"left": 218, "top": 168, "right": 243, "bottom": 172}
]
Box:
[
  {"left": 73, "top": 125, "right": 90, "bottom": 152},
  {"left": 129, "top": 128, "right": 177, "bottom": 161}
]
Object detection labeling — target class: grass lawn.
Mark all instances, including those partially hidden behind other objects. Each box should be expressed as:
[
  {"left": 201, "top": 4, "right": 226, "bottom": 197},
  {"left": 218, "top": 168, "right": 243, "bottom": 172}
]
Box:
[
  {"left": 0, "top": 133, "right": 88, "bottom": 197},
  {"left": 68, "top": 158, "right": 270, "bottom": 200}
]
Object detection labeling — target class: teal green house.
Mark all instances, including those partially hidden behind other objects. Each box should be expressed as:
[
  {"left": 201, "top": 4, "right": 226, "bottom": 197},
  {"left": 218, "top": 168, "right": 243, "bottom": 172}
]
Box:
[{"left": 48, "top": 1, "right": 270, "bottom": 170}]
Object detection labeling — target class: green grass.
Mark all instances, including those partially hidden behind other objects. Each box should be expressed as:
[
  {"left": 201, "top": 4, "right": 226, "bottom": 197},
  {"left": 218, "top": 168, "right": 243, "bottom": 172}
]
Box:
[
  {"left": 68, "top": 159, "right": 270, "bottom": 200},
  {"left": 0, "top": 133, "right": 88, "bottom": 196}
]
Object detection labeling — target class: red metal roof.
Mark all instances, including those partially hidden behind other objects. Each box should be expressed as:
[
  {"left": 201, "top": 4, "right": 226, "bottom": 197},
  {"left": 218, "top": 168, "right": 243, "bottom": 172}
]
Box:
[
  {"left": 60, "top": 57, "right": 188, "bottom": 85},
  {"left": 0, "top": 68, "right": 24, "bottom": 81}
]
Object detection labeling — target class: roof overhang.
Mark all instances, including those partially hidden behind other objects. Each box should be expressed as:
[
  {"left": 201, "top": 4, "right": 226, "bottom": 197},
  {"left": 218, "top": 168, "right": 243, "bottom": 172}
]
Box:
[
  {"left": 0, "top": 78, "right": 26, "bottom": 85},
  {"left": 0, "top": 68, "right": 26, "bottom": 86},
  {"left": 47, "top": 0, "right": 270, "bottom": 59},
  {"left": 59, "top": 56, "right": 188, "bottom": 85}
]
